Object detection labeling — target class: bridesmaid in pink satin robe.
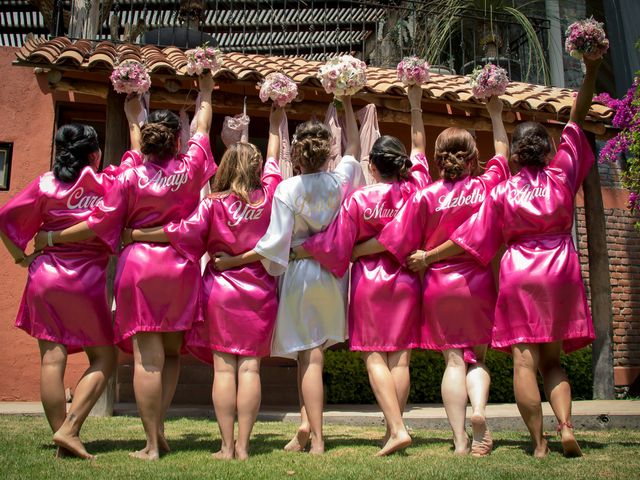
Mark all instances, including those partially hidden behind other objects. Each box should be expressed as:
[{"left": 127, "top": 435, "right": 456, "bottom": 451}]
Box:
[
  {"left": 294, "top": 85, "right": 429, "bottom": 456},
  {"left": 419, "top": 58, "right": 602, "bottom": 458},
  {"left": 127, "top": 106, "right": 285, "bottom": 460},
  {"left": 354, "top": 96, "right": 510, "bottom": 457},
  {"left": 35, "top": 76, "right": 216, "bottom": 461},
  {"left": 0, "top": 123, "right": 141, "bottom": 459}
]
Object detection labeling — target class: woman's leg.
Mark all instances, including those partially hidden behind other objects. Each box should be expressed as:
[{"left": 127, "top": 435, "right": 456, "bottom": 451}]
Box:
[
  {"left": 298, "top": 347, "right": 325, "bottom": 454},
  {"left": 53, "top": 345, "right": 117, "bottom": 459},
  {"left": 466, "top": 345, "right": 492, "bottom": 456},
  {"left": 158, "top": 331, "right": 184, "bottom": 453},
  {"left": 235, "top": 356, "right": 262, "bottom": 460},
  {"left": 385, "top": 350, "right": 411, "bottom": 444},
  {"left": 130, "top": 332, "right": 165, "bottom": 460},
  {"left": 284, "top": 358, "right": 311, "bottom": 452},
  {"left": 512, "top": 343, "right": 548, "bottom": 458},
  {"left": 441, "top": 349, "right": 470, "bottom": 454},
  {"left": 38, "top": 340, "right": 68, "bottom": 434},
  {"left": 212, "top": 351, "right": 237, "bottom": 460},
  {"left": 364, "top": 351, "right": 412, "bottom": 456},
  {"left": 538, "top": 341, "right": 582, "bottom": 457}
]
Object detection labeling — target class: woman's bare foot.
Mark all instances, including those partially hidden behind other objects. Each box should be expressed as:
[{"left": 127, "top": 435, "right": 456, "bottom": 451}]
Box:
[
  {"left": 52, "top": 429, "right": 95, "bottom": 460},
  {"left": 284, "top": 425, "right": 311, "bottom": 452},
  {"left": 533, "top": 439, "right": 550, "bottom": 458},
  {"left": 158, "top": 431, "right": 171, "bottom": 453},
  {"left": 55, "top": 446, "right": 73, "bottom": 458},
  {"left": 212, "top": 444, "right": 235, "bottom": 460},
  {"left": 453, "top": 434, "right": 470, "bottom": 455},
  {"left": 309, "top": 436, "right": 325, "bottom": 455},
  {"left": 470, "top": 413, "right": 493, "bottom": 457},
  {"left": 376, "top": 431, "right": 412, "bottom": 457},
  {"left": 234, "top": 442, "right": 249, "bottom": 461},
  {"left": 559, "top": 425, "right": 582, "bottom": 458},
  {"left": 129, "top": 448, "right": 159, "bottom": 461}
]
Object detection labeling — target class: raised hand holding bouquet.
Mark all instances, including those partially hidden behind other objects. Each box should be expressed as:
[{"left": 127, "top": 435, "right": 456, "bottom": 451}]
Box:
[
  {"left": 259, "top": 72, "right": 298, "bottom": 107},
  {"left": 468, "top": 63, "right": 509, "bottom": 100},
  {"left": 110, "top": 60, "right": 151, "bottom": 95},
  {"left": 318, "top": 54, "right": 367, "bottom": 97},
  {"left": 185, "top": 46, "right": 223, "bottom": 75},
  {"left": 565, "top": 17, "right": 609, "bottom": 61},
  {"left": 397, "top": 56, "right": 430, "bottom": 86}
]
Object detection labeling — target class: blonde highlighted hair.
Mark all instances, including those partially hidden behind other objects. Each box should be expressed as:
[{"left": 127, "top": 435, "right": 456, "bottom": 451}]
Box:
[{"left": 211, "top": 142, "right": 263, "bottom": 204}]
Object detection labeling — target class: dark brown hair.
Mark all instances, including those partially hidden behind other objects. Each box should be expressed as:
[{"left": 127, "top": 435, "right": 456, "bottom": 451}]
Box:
[
  {"left": 211, "top": 142, "right": 263, "bottom": 204},
  {"left": 511, "top": 121, "right": 552, "bottom": 167},
  {"left": 53, "top": 124, "right": 100, "bottom": 183},
  {"left": 291, "top": 120, "right": 331, "bottom": 173},
  {"left": 140, "top": 110, "right": 181, "bottom": 160},
  {"left": 369, "top": 135, "right": 412, "bottom": 180},
  {"left": 434, "top": 127, "right": 479, "bottom": 181}
]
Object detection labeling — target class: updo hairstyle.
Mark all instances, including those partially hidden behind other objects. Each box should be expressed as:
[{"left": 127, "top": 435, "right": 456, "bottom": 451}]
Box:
[
  {"left": 510, "top": 121, "right": 552, "bottom": 168},
  {"left": 369, "top": 135, "right": 412, "bottom": 180},
  {"left": 434, "top": 127, "right": 479, "bottom": 181},
  {"left": 53, "top": 124, "right": 100, "bottom": 183},
  {"left": 291, "top": 120, "right": 331, "bottom": 173},
  {"left": 140, "top": 110, "right": 181, "bottom": 160}
]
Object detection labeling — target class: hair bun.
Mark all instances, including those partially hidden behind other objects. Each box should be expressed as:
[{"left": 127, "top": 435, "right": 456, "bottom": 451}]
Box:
[
  {"left": 291, "top": 120, "right": 331, "bottom": 172},
  {"left": 511, "top": 122, "right": 551, "bottom": 167},
  {"left": 53, "top": 124, "right": 99, "bottom": 183},
  {"left": 141, "top": 110, "right": 181, "bottom": 160}
]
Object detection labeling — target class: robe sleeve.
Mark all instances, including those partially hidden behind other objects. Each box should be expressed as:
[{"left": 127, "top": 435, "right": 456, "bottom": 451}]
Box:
[
  {"left": 86, "top": 176, "right": 130, "bottom": 253},
  {"left": 262, "top": 156, "right": 283, "bottom": 197},
  {"left": 549, "top": 122, "right": 595, "bottom": 194},
  {"left": 377, "top": 191, "right": 428, "bottom": 264},
  {"left": 185, "top": 132, "right": 217, "bottom": 188},
  {"left": 410, "top": 152, "right": 432, "bottom": 188},
  {"left": 0, "top": 176, "right": 45, "bottom": 250},
  {"left": 164, "top": 198, "right": 212, "bottom": 263},
  {"left": 451, "top": 187, "right": 504, "bottom": 266},
  {"left": 102, "top": 150, "right": 143, "bottom": 177},
  {"left": 480, "top": 154, "right": 510, "bottom": 188},
  {"left": 302, "top": 196, "right": 358, "bottom": 277},
  {"left": 333, "top": 154, "right": 366, "bottom": 195},
  {"left": 254, "top": 186, "right": 295, "bottom": 276}
]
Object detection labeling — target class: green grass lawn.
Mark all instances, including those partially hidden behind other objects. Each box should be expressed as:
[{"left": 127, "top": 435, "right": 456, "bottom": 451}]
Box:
[{"left": 1, "top": 416, "right": 638, "bottom": 479}]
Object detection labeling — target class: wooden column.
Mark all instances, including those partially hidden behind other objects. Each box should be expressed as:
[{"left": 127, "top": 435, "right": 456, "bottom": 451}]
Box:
[
  {"left": 583, "top": 134, "right": 615, "bottom": 399},
  {"left": 90, "top": 90, "right": 129, "bottom": 417}
]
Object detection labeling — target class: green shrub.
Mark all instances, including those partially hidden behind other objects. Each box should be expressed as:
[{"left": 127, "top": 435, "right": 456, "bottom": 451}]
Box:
[{"left": 324, "top": 346, "right": 593, "bottom": 404}]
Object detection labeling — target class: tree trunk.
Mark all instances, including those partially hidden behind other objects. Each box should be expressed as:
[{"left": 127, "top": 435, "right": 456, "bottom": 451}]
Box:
[
  {"left": 69, "top": 0, "right": 100, "bottom": 39},
  {"left": 583, "top": 134, "right": 615, "bottom": 399},
  {"left": 90, "top": 90, "right": 129, "bottom": 417}
]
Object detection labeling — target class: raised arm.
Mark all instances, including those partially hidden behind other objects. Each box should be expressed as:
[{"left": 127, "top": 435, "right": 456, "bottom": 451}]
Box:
[
  {"left": 266, "top": 105, "right": 284, "bottom": 160},
  {"left": 486, "top": 96, "right": 509, "bottom": 159},
  {"left": 196, "top": 74, "right": 214, "bottom": 136},
  {"left": 342, "top": 96, "right": 360, "bottom": 159},
  {"left": 124, "top": 95, "right": 143, "bottom": 152},
  {"left": 569, "top": 57, "right": 602, "bottom": 127},
  {"left": 408, "top": 84, "right": 426, "bottom": 157}
]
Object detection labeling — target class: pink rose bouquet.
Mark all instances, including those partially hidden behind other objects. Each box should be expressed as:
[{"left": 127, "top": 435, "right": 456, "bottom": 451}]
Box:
[
  {"left": 565, "top": 17, "right": 609, "bottom": 61},
  {"left": 317, "top": 55, "right": 367, "bottom": 97},
  {"left": 185, "top": 46, "right": 223, "bottom": 75},
  {"left": 259, "top": 72, "right": 298, "bottom": 107},
  {"left": 110, "top": 60, "right": 151, "bottom": 95},
  {"left": 468, "top": 63, "right": 509, "bottom": 99},
  {"left": 396, "top": 56, "right": 430, "bottom": 86}
]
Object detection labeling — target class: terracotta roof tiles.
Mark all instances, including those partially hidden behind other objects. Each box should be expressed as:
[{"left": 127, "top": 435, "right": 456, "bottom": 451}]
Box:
[{"left": 14, "top": 35, "right": 613, "bottom": 124}]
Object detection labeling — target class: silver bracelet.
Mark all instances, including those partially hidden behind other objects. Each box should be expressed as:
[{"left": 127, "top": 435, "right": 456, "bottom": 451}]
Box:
[{"left": 47, "top": 231, "right": 54, "bottom": 247}]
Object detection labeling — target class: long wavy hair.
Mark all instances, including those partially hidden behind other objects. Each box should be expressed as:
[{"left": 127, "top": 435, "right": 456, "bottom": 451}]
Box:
[{"left": 211, "top": 142, "right": 263, "bottom": 204}]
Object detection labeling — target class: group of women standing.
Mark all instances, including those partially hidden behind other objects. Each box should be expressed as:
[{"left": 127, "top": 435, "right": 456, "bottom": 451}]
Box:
[{"left": 0, "top": 57, "right": 601, "bottom": 462}]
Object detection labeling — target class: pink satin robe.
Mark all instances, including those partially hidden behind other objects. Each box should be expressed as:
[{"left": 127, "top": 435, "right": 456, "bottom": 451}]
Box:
[
  {"left": 452, "top": 123, "right": 595, "bottom": 353},
  {"left": 0, "top": 153, "right": 140, "bottom": 352},
  {"left": 87, "top": 133, "right": 216, "bottom": 350},
  {"left": 302, "top": 153, "right": 431, "bottom": 351},
  {"left": 378, "top": 154, "right": 510, "bottom": 351},
  {"left": 165, "top": 157, "right": 282, "bottom": 361}
]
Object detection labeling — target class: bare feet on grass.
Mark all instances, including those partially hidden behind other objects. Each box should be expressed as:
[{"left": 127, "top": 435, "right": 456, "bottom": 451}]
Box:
[
  {"left": 376, "top": 430, "right": 412, "bottom": 457},
  {"left": 453, "top": 434, "right": 470, "bottom": 455},
  {"left": 559, "top": 424, "right": 582, "bottom": 458},
  {"left": 234, "top": 442, "right": 249, "bottom": 461},
  {"left": 284, "top": 425, "right": 311, "bottom": 452},
  {"left": 470, "top": 413, "right": 493, "bottom": 457},
  {"left": 158, "top": 429, "right": 171, "bottom": 453},
  {"left": 212, "top": 444, "right": 235, "bottom": 460},
  {"left": 308, "top": 436, "right": 325, "bottom": 456},
  {"left": 533, "top": 438, "right": 550, "bottom": 459},
  {"left": 53, "top": 428, "right": 94, "bottom": 460},
  {"left": 129, "top": 448, "right": 159, "bottom": 461}
]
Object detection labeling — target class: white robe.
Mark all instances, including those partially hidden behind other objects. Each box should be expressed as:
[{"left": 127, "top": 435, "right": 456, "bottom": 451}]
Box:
[{"left": 255, "top": 155, "right": 365, "bottom": 358}]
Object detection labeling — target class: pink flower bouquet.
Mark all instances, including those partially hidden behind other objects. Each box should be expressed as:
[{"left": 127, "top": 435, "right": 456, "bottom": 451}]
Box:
[
  {"left": 110, "top": 60, "right": 151, "bottom": 95},
  {"left": 259, "top": 72, "right": 298, "bottom": 107},
  {"left": 396, "top": 56, "right": 430, "bottom": 86},
  {"left": 565, "top": 17, "right": 609, "bottom": 61},
  {"left": 185, "top": 46, "right": 223, "bottom": 75},
  {"left": 468, "top": 63, "right": 509, "bottom": 99},
  {"left": 317, "top": 55, "right": 367, "bottom": 97}
]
